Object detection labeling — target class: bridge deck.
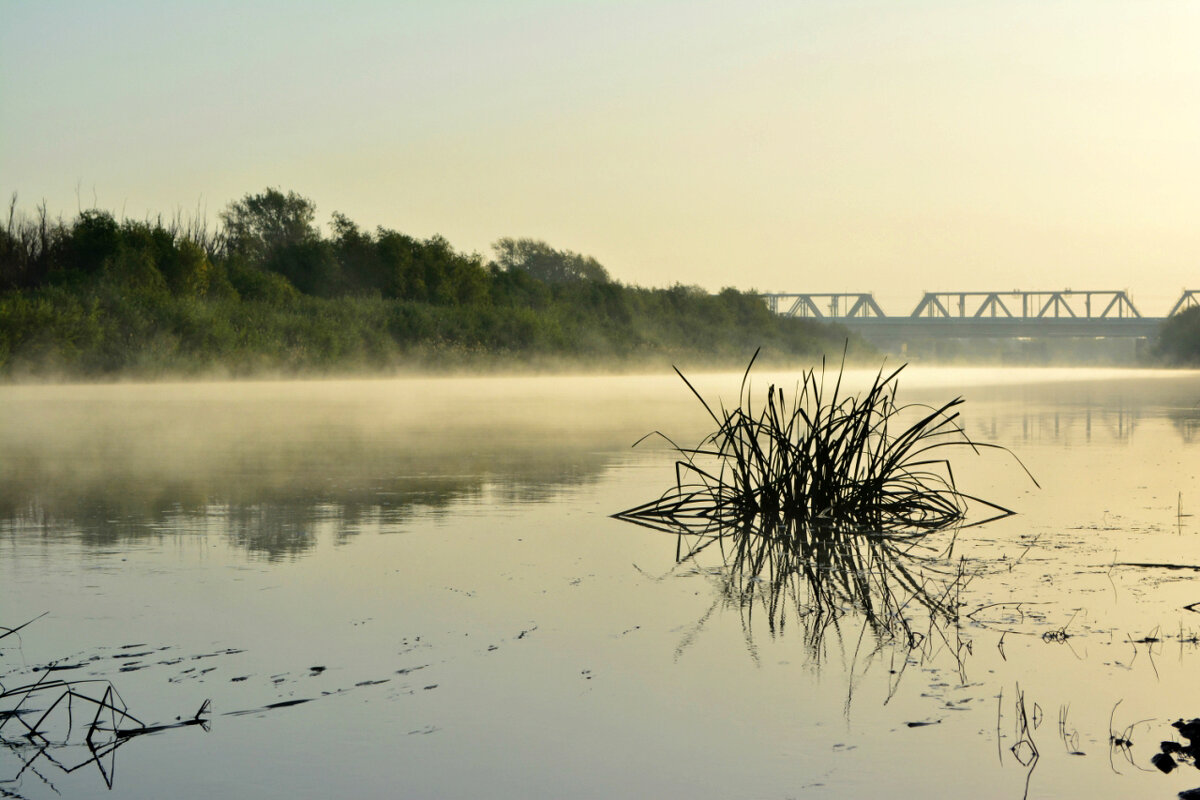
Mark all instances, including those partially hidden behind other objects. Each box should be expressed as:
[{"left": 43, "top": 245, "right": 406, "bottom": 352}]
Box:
[{"left": 834, "top": 316, "right": 1164, "bottom": 340}]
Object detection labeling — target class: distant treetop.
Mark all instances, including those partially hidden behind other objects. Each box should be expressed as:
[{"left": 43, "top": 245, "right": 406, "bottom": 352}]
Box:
[
  {"left": 220, "top": 188, "right": 318, "bottom": 263},
  {"left": 491, "top": 237, "right": 611, "bottom": 284}
]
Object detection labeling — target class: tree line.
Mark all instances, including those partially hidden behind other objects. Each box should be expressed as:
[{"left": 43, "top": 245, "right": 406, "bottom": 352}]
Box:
[
  {"left": 1157, "top": 306, "right": 1200, "bottom": 365},
  {"left": 0, "top": 189, "right": 857, "bottom": 377}
]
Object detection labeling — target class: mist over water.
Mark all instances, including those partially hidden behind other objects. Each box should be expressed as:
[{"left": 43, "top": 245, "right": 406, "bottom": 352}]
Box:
[{"left": 2, "top": 367, "right": 1199, "bottom": 798}]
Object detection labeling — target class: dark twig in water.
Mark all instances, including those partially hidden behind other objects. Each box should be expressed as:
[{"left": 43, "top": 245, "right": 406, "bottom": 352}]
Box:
[
  {"left": 0, "top": 614, "right": 48, "bottom": 644},
  {"left": 1107, "top": 700, "right": 1156, "bottom": 774},
  {"left": 1007, "top": 683, "right": 1040, "bottom": 800},
  {"left": 1058, "top": 703, "right": 1084, "bottom": 756},
  {"left": 1, "top": 616, "right": 210, "bottom": 794},
  {"left": 1041, "top": 609, "right": 1080, "bottom": 643}
]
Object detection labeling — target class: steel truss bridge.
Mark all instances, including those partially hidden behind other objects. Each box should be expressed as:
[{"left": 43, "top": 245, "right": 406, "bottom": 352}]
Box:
[{"left": 761, "top": 289, "right": 1199, "bottom": 341}]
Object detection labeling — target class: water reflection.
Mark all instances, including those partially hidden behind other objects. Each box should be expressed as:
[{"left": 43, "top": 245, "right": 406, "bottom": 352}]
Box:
[
  {"left": 956, "top": 373, "right": 1200, "bottom": 446},
  {"left": 2, "top": 399, "right": 1191, "bottom": 561},
  {"left": 1170, "top": 406, "right": 1200, "bottom": 444},
  {"left": 668, "top": 522, "right": 966, "bottom": 665},
  {"left": 965, "top": 403, "right": 1200, "bottom": 445},
  {"left": 2, "top": 373, "right": 1196, "bottom": 562},
  {"left": 967, "top": 407, "right": 1141, "bottom": 444},
  {"left": 0, "top": 377, "right": 710, "bottom": 560},
  {"left": 0, "top": 432, "right": 622, "bottom": 560}
]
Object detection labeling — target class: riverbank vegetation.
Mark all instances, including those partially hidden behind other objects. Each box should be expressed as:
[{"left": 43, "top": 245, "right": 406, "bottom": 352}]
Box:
[
  {"left": 1155, "top": 306, "right": 1200, "bottom": 366},
  {"left": 0, "top": 190, "right": 858, "bottom": 379}
]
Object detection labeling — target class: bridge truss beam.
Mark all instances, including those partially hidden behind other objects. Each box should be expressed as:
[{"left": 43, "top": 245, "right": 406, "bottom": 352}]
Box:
[
  {"left": 762, "top": 293, "right": 886, "bottom": 319},
  {"left": 910, "top": 290, "right": 1141, "bottom": 320},
  {"left": 761, "top": 289, "right": 1195, "bottom": 340},
  {"left": 1168, "top": 290, "right": 1200, "bottom": 316}
]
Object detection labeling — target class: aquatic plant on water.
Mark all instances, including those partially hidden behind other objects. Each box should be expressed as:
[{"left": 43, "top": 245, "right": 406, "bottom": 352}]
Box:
[
  {"left": 616, "top": 353, "right": 1035, "bottom": 648},
  {"left": 616, "top": 351, "right": 1034, "bottom": 537}
]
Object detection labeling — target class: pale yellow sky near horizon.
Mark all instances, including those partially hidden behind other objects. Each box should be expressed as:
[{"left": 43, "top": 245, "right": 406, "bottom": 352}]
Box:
[{"left": 2, "top": 1, "right": 1197, "bottom": 314}]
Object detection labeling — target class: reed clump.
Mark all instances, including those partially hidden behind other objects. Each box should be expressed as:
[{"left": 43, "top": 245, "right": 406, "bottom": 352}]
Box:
[
  {"left": 616, "top": 352, "right": 1031, "bottom": 537},
  {"left": 617, "top": 354, "right": 1033, "bottom": 651}
]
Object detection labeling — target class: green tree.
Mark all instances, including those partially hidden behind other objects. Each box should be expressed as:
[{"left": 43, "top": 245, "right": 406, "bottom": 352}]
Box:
[
  {"left": 418, "top": 235, "right": 488, "bottom": 305},
  {"left": 330, "top": 212, "right": 386, "bottom": 295},
  {"left": 492, "top": 238, "right": 610, "bottom": 284},
  {"left": 225, "top": 256, "right": 300, "bottom": 304},
  {"left": 62, "top": 210, "right": 121, "bottom": 279},
  {"left": 1156, "top": 306, "right": 1200, "bottom": 365},
  {"left": 221, "top": 189, "right": 319, "bottom": 265},
  {"left": 220, "top": 189, "right": 346, "bottom": 297},
  {"left": 268, "top": 240, "right": 343, "bottom": 297},
  {"left": 374, "top": 228, "right": 422, "bottom": 300},
  {"left": 158, "top": 239, "right": 213, "bottom": 297}
]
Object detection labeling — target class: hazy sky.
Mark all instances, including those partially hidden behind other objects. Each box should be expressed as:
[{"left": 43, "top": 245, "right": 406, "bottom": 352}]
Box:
[{"left": 3, "top": 1, "right": 1197, "bottom": 313}]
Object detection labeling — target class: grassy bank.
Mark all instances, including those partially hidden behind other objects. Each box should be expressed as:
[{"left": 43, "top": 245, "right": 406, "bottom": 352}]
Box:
[{"left": 0, "top": 282, "right": 865, "bottom": 378}]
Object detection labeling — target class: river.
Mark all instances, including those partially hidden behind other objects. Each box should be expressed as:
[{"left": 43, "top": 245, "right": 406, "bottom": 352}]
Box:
[{"left": 2, "top": 366, "right": 1199, "bottom": 799}]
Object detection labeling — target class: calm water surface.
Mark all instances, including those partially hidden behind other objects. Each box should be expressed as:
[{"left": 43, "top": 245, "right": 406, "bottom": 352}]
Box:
[{"left": 2, "top": 367, "right": 1199, "bottom": 799}]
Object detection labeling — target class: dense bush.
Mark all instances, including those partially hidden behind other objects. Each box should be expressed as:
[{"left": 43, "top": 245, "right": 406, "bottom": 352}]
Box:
[{"left": 1156, "top": 306, "right": 1200, "bottom": 365}]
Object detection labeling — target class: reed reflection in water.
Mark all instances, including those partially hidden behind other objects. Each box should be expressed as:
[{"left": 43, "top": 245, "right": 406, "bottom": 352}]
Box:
[{"left": 663, "top": 518, "right": 967, "bottom": 660}]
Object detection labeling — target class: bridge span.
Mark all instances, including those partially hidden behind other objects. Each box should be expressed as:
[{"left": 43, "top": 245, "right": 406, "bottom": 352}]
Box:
[{"left": 762, "top": 289, "right": 1198, "bottom": 342}]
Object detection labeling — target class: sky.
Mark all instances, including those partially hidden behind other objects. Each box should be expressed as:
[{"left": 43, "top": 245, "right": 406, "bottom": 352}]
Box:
[{"left": 2, "top": 0, "right": 1198, "bottom": 314}]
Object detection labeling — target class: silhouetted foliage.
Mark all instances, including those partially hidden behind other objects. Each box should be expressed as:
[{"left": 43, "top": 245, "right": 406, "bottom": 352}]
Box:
[
  {"left": 492, "top": 237, "right": 611, "bottom": 284},
  {"left": 330, "top": 212, "right": 387, "bottom": 295},
  {"left": 225, "top": 256, "right": 297, "bottom": 304},
  {"left": 1156, "top": 307, "right": 1200, "bottom": 365},
  {"left": 220, "top": 188, "right": 319, "bottom": 262}
]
